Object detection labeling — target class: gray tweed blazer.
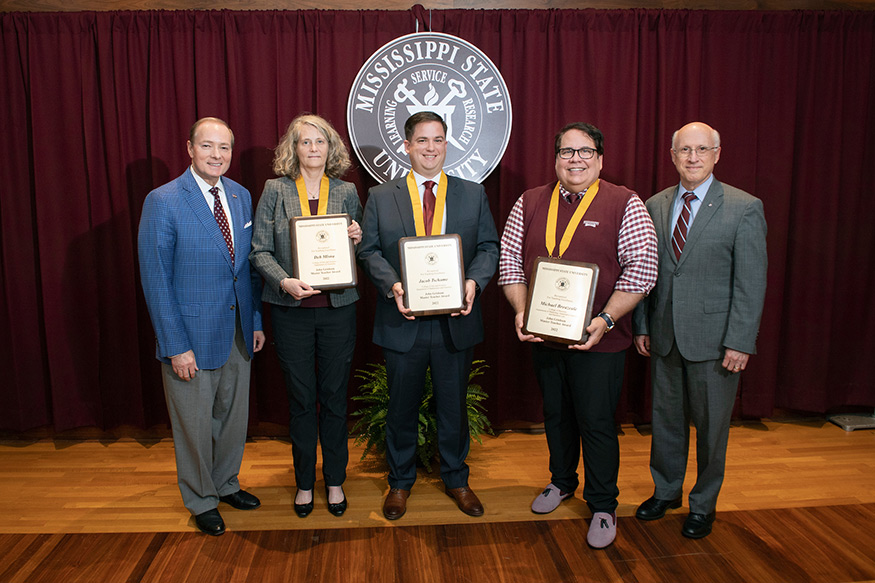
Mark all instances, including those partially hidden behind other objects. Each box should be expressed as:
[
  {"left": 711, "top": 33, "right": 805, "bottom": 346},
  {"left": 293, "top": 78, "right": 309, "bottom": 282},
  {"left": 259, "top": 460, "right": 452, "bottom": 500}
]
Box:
[{"left": 250, "top": 176, "right": 363, "bottom": 308}]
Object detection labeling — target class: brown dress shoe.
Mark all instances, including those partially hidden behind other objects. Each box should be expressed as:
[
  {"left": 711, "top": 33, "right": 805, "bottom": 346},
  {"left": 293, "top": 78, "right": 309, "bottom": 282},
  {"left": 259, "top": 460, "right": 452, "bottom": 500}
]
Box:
[
  {"left": 446, "top": 486, "right": 484, "bottom": 516},
  {"left": 383, "top": 488, "right": 410, "bottom": 520}
]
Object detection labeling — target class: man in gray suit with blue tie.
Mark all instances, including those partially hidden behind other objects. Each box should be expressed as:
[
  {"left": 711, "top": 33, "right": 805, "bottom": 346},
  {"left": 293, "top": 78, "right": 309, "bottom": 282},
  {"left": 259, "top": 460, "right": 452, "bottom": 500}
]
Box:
[
  {"left": 632, "top": 122, "right": 767, "bottom": 539},
  {"left": 139, "top": 117, "right": 265, "bottom": 535},
  {"left": 358, "top": 112, "right": 499, "bottom": 520}
]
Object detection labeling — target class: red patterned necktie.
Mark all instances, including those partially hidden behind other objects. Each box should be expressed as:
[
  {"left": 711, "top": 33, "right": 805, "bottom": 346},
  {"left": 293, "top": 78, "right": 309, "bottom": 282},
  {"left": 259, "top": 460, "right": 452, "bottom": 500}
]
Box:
[
  {"left": 671, "top": 191, "right": 697, "bottom": 260},
  {"left": 423, "top": 180, "right": 436, "bottom": 235},
  {"left": 209, "top": 186, "right": 235, "bottom": 265}
]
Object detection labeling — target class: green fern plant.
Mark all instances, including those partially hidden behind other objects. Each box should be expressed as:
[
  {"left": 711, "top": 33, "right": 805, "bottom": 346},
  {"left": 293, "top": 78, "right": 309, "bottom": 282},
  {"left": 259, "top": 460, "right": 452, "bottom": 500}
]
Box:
[{"left": 351, "top": 360, "right": 493, "bottom": 471}]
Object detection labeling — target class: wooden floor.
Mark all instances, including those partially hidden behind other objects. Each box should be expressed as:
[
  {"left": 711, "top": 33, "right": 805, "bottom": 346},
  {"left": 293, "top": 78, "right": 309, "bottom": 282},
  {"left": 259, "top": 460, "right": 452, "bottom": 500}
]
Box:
[{"left": 2, "top": 418, "right": 874, "bottom": 582}]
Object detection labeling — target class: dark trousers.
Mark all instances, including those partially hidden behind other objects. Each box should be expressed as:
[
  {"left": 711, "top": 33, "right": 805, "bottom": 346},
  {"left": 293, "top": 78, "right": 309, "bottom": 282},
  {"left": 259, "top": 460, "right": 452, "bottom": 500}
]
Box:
[
  {"left": 272, "top": 303, "right": 355, "bottom": 489},
  {"left": 383, "top": 317, "right": 473, "bottom": 490},
  {"left": 532, "top": 345, "right": 625, "bottom": 514}
]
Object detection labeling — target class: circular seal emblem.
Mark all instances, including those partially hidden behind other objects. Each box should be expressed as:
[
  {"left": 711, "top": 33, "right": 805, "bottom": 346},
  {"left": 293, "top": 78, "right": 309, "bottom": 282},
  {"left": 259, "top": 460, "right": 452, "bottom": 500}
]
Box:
[
  {"left": 555, "top": 277, "right": 570, "bottom": 292},
  {"left": 315, "top": 230, "right": 330, "bottom": 243},
  {"left": 347, "top": 32, "right": 512, "bottom": 184},
  {"left": 425, "top": 252, "right": 439, "bottom": 265}
]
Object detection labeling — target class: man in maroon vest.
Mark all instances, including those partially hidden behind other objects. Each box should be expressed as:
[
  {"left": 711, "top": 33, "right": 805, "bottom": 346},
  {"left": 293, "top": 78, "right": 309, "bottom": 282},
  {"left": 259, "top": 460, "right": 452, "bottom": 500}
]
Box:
[{"left": 498, "top": 122, "right": 657, "bottom": 549}]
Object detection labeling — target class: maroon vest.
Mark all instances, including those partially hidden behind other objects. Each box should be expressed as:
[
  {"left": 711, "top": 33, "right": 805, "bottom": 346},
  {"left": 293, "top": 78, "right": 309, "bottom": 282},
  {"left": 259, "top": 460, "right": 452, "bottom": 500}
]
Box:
[{"left": 520, "top": 180, "right": 633, "bottom": 352}]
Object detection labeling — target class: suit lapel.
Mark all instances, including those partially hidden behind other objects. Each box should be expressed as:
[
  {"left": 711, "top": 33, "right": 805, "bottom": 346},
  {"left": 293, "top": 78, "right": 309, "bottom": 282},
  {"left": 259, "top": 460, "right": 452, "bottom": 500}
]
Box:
[
  {"left": 181, "top": 171, "right": 234, "bottom": 270},
  {"left": 654, "top": 188, "right": 677, "bottom": 263},
  {"left": 444, "top": 177, "right": 461, "bottom": 234},
  {"left": 392, "top": 179, "right": 417, "bottom": 238},
  {"left": 678, "top": 180, "right": 724, "bottom": 267},
  {"left": 224, "top": 178, "right": 246, "bottom": 274},
  {"left": 326, "top": 179, "right": 342, "bottom": 215},
  {"left": 281, "top": 178, "right": 303, "bottom": 220}
]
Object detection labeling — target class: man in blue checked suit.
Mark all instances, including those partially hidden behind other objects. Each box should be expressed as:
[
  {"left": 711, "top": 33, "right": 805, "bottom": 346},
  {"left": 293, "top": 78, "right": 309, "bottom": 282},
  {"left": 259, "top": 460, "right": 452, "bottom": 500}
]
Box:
[{"left": 138, "top": 117, "right": 265, "bottom": 536}]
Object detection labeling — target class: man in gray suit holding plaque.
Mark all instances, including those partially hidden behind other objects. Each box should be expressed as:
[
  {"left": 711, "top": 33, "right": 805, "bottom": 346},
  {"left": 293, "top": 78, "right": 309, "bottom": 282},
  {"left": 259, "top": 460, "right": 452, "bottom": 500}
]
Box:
[{"left": 632, "top": 122, "right": 767, "bottom": 539}]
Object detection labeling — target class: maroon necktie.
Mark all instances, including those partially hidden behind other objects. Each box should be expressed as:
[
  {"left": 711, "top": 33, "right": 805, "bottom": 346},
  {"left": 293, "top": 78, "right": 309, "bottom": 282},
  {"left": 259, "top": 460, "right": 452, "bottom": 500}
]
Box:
[
  {"left": 671, "top": 191, "right": 697, "bottom": 260},
  {"left": 209, "top": 186, "right": 235, "bottom": 265},
  {"left": 423, "top": 180, "right": 436, "bottom": 235}
]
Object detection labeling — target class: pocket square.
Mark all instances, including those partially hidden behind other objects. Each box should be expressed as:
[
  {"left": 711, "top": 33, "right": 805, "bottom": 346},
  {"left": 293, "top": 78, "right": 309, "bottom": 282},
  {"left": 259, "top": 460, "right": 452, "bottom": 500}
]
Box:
[{"left": 244, "top": 221, "right": 252, "bottom": 228}]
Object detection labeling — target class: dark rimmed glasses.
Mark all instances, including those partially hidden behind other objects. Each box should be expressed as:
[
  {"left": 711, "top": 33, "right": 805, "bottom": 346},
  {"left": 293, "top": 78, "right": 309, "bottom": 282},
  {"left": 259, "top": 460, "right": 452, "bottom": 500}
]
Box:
[{"left": 557, "top": 147, "right": 598, "bottom": 160}]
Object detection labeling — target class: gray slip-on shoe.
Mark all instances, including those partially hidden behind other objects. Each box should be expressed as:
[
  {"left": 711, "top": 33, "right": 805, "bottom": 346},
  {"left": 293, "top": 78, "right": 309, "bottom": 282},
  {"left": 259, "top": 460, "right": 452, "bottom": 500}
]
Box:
[
  {"left": 531, "top": 483, "right": 573, "bottom": 514},
  {"left": 587, "top": 512, "right": 617, "bottom": 549}
]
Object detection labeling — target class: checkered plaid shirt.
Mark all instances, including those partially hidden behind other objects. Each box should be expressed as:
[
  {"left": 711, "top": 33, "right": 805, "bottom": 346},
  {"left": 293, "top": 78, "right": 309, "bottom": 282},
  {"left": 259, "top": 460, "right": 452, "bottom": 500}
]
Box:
[{"left": 498, "top": 184, "right": 658, "bottom": 294}]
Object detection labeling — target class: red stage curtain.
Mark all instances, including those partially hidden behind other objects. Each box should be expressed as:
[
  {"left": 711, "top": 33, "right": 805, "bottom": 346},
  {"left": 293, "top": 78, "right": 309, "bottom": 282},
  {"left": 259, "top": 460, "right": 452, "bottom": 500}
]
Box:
[{"left": 1, "top": 9, "right": 873, "bottom": 432}]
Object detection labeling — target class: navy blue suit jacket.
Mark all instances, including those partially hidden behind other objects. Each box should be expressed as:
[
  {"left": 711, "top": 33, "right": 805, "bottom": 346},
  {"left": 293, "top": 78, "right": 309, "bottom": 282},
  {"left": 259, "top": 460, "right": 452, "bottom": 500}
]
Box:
[{"left": 358, "top": 175, "right": 499, "bottom": 353}]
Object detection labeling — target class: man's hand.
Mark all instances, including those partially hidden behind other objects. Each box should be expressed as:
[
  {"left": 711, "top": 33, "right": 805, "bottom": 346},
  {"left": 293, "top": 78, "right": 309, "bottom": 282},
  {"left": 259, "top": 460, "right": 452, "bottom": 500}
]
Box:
[
  {"left": 451, "top": 279, "right": 477, "bottom": 317},
  {"left": 281, "top": 277, "right": 321, "bottom": 300},
  {"left": 392, "top": 282, "right": 415, "bottom": 320},
  {"left": 253, "top": 331, "right": 266, "bottom": 352},
  {"left": 347, "top": 220, "right": 362, "bottom": 245},
  {"left": 634, "top": 334, "right": 651, "bottom": 357},
  {"left": 514, "top": 311, "right": 543, "bottom": 343},
  {"left": 503, "top": 283, "right": 541, "bottom": 342},
  {"left": 723, "top": 348, "right": 750, "bottom": 373},
  {"left": 171, "top": 350, "right": 198, "bottom": 381},
  {"left": 569, "top": 317, "right": 608, "bottom": 351}
]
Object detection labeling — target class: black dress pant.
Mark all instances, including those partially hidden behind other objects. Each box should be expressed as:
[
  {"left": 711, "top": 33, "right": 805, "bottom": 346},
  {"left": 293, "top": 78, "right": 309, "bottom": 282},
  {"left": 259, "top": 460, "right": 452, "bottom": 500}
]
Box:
[
  {"left": 532, "top": 345, "right": 625, "bottom": 514},
  {"left": 272, "top": 302, "right": 355, "bottom": 489}
]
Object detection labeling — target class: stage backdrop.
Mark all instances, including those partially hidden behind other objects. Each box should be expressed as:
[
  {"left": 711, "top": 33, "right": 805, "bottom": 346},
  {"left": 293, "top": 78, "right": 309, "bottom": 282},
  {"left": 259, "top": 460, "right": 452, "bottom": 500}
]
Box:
[{"left": 1, "top": 8, "right": 873, "bottom": 432}]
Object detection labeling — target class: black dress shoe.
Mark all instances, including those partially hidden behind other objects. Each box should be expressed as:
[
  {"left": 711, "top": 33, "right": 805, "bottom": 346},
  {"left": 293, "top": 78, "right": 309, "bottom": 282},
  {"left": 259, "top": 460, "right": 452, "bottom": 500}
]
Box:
[
  {"left": 194, "top": 508, "right": 225, "bottom": 536},
  {"left": 294, "top": 490, "right": 314, "bottom": 518},
  {"left": 219, "top": 490, "right": 261, "bottom": 510},
  {"left": 636, "top": 495, "right": 683, "bottom": 521},
  {"left": 327, "top": 486, "right": 348, "bottom": 517},
  {"left": 682, "top": 512, "right": 716, "bottom": 539}
]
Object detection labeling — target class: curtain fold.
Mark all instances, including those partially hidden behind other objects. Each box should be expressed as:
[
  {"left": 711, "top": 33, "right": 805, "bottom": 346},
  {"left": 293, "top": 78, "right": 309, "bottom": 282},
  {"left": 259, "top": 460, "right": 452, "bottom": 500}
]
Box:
[{"left": 1, "top": 9, "right": 872, "bottom": 432}]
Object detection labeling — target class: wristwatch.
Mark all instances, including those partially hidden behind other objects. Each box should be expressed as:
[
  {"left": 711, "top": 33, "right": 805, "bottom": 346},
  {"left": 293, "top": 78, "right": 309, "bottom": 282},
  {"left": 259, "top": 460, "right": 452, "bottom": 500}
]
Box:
[{"left": 597, "top": 312, "right": 615, "bottom": 332}]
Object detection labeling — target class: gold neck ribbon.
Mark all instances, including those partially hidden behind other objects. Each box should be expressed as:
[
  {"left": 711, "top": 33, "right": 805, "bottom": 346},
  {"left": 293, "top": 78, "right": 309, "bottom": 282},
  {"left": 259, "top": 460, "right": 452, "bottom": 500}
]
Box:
[
  {"left": 545, "top": 179, "right": 600, "bottom": 257},
  {"left": 295, "top": 175, "right": 329, "bottom": 216},
  {"left": 406, "top": 171, "right": 448, "bottom": 236}
]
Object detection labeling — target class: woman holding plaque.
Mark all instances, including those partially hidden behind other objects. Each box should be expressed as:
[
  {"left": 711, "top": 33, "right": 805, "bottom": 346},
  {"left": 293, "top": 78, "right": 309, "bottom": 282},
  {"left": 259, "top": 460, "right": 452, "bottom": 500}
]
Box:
[{"left": 250, "top": 114, "right": 362, "bottom": 517}]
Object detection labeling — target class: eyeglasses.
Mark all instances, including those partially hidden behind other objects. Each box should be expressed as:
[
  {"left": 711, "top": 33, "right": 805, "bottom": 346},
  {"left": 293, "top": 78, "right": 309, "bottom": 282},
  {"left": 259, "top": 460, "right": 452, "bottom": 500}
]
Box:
[
  {"left": 557, "top": 147, "right": 598, "bottom": 160},
  {"left": 673, "top": 146, "right": 718, "bottom": 158}
]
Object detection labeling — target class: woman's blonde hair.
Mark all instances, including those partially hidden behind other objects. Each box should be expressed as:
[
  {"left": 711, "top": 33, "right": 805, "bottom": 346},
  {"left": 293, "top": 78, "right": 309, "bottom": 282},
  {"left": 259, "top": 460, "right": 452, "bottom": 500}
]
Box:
[{"left": 272, "top": 114, "right": 351, "bottom": 179}]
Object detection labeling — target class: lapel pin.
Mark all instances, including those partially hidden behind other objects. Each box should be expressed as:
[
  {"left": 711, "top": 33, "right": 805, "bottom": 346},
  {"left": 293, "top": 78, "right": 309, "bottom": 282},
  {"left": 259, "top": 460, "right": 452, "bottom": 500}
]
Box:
[{"left": 232, "top": 194, "right": 238, "bottom": 198}]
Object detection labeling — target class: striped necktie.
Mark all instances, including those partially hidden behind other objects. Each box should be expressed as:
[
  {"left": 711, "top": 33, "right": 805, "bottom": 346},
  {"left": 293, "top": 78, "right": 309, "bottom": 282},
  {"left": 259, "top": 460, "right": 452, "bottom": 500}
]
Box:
[{"left": 671, "top": 191, "right": 696, "bottom": 260}]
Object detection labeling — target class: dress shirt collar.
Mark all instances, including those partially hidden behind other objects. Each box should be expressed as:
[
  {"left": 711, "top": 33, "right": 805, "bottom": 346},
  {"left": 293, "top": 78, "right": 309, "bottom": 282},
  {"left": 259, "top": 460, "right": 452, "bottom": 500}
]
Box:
[
  {"left": 190, "top": 166, "right": 225, "bottom": 198},
  {"left": 676, "top": 173, "right": 715, "bottom": 204},
  {"left": 411, "top": 169, "right": 442, "bottom": 193},
  {"left": 559, "top": 183, "right": 591, "bottom": 204}
]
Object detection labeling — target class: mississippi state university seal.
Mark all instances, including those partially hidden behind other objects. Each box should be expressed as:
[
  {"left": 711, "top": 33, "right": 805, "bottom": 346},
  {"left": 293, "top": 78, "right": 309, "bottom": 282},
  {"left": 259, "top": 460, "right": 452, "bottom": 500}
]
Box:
[{"left": 347, "top": 32, "right": 512, "bottom": 184}]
